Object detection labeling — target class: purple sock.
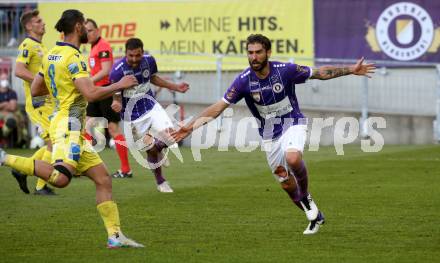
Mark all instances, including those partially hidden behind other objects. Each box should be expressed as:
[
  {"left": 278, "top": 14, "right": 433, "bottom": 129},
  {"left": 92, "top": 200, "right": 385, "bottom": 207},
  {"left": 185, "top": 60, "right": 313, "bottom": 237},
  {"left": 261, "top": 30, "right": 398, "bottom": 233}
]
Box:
[
  {"left": 154, "top": 138, "right": 168, "bottom": 152},
  {"left": 286, "top": 188, "right": 305, "bottom": 211},
  {"left": 281, "top": 175, "right": 305, "bottom": 211},
  {"left": 290, "top": 160, "right": 309, "bottom": 199},
  {"left": 147, "top": 152, "right": 166, "bottom": 185}
]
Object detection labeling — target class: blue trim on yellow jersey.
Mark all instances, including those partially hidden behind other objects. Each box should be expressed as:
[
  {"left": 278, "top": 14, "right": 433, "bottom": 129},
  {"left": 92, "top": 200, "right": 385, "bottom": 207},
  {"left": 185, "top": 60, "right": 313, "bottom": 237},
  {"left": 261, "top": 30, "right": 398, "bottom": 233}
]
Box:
[
  {"left": 26, "top": 35, "right": 41, "bottom": 44},
  {"left": 56, "top": 42, "right": 81, "bottom": 53}
]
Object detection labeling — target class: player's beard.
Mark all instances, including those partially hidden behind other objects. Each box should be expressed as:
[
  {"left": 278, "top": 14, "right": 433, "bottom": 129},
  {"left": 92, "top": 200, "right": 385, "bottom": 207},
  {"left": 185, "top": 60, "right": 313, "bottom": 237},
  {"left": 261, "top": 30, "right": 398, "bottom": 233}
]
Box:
[
  {"left": 128, "top": 59, "right": 141, "bottom": 68},
  {"left": 80, "top": 28, "right": 88, "bottom": 44},
  {"left": 249, "top": 56, "right": 268, "bottom": 72}
]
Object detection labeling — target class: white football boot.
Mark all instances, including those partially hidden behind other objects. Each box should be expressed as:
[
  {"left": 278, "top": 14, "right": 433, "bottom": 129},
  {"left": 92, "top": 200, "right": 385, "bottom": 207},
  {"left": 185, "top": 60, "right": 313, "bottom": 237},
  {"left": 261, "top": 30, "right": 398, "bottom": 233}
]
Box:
[
  {"left": 300, "top": 194, "right": 319, "bottom": 221},
  {"left": 107, "top": 232, "right": 144, "bottom": 248},
  {"left": 157, "top": 181, "right": 174, "bottom": 193},
  {"left": 303, "top": 211, "right": 325, "bottom": 235}
]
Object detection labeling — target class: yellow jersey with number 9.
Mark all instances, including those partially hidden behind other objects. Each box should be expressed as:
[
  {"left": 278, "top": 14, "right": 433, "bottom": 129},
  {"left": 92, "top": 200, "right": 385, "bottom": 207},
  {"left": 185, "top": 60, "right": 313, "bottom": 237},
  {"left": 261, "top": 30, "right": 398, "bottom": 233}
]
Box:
[{"left": 39, "top": 42, "right": 90, "bottom": 133}]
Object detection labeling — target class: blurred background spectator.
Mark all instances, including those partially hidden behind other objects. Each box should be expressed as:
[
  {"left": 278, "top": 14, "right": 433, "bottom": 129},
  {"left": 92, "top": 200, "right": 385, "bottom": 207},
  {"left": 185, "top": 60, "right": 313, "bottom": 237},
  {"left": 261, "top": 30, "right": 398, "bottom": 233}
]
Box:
[
  {"left": 0, "top": 73, "right": 27, "bottom": 147},
  {"left": 0, "top": 3, "right": 36, "bottom": 47}
]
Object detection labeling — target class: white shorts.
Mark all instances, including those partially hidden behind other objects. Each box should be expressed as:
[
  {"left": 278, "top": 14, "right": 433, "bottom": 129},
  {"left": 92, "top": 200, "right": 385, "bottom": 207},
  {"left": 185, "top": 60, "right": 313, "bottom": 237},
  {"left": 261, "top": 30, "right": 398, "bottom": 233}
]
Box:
[
  {"left": 262, "top": 125, "right": 307, "bottom": 181},
  {"left": 124, "top": 103, "right": 174, "bottom": 142}
]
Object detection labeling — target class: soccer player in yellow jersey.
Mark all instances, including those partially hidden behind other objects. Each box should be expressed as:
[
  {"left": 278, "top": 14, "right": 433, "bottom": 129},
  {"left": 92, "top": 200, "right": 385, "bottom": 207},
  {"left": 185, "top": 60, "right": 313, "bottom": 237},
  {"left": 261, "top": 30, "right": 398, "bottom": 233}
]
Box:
[
  {"left": 1, "top": 9, "right": 143, "bottom": 248},
  {"left": 13, "top": 9, "right": 55, "bottom": 195}
]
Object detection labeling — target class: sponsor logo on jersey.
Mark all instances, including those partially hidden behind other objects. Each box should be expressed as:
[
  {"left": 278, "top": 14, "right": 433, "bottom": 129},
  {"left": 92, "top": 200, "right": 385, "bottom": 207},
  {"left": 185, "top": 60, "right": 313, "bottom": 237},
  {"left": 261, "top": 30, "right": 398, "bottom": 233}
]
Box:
[
  {"left": 250, "top": 81, "right": 259, "bottom": 86},
  {"left": 123, "top": 69, "right": 134, "bottom": 75},
  {"left": 251, "top": 91, "right": 261, "bottom": 102},
  {"left": 48, "top": 55, "right": 62, "bottom": 61}
]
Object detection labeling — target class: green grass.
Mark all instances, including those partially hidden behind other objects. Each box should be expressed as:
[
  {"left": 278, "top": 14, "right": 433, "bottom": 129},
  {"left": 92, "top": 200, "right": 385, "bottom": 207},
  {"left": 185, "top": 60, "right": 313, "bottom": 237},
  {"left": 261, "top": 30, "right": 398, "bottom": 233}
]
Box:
[{"left": 0, "top": 145, "right": 439, "bottom": 262}]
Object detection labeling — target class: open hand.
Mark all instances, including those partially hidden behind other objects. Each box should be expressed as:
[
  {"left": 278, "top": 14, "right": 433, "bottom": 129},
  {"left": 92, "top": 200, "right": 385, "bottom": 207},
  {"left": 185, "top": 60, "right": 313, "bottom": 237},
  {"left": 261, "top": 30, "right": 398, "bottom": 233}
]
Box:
[
  {"left": 351, "top": 57, "right": 376, "bottom": 78},
  {"left": 170, "top": 126, "right": 191, "bottom": 143},
  {"left": 118, "top": 75, "right": 138, "bottom": 89}
]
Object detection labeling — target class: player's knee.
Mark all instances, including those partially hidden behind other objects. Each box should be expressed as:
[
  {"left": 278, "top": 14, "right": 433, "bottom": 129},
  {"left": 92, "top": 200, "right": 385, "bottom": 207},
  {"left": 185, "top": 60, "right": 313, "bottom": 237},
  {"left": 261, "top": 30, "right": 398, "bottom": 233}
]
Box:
[
  {"left": 139, "top": 134, "right": 155, "bottom": 152},
  {"left": 274, "top": 166, "right": 289, "bottom": 185},
  {"left": 285, "top": 151, "right": 302, "bottom": 168},
  {"left": 48, "top": 165, "right": 72, "bottom": 188},
  {"left": 94, "top": 173, "right": 112, "bottom": 191},
  {"left": 274, "top": 166, "right": 297, "bottom": 191}
]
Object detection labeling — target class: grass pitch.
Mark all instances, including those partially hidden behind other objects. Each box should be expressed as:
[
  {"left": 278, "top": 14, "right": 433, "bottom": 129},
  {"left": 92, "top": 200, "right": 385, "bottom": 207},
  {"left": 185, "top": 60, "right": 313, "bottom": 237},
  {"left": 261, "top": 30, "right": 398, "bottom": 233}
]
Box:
[{"left": 0, "top": 145, "right": 439, "bottom": 263}]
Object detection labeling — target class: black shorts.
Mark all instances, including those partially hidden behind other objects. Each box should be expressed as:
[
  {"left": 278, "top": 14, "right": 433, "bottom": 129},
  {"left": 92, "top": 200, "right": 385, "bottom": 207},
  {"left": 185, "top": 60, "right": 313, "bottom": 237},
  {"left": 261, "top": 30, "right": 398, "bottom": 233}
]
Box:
[{"left": 86, "top": 96, "right": 121, "bottom": 123}]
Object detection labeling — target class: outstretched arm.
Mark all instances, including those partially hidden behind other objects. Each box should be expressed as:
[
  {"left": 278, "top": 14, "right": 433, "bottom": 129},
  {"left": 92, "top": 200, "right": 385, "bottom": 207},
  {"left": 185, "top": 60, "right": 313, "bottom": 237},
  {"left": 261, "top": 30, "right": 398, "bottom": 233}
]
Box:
[
  {"left": 171, "top": 99, "right": 229, "bottom": 142},
  {"left": 74, "top": 75, "right": 138, "bottom": 102},
  {"left": 150, "top": 74, "right": 189, "bottom": 93},
  {"left": 310, "top": 57, "right": 375, "bottom": 80}
]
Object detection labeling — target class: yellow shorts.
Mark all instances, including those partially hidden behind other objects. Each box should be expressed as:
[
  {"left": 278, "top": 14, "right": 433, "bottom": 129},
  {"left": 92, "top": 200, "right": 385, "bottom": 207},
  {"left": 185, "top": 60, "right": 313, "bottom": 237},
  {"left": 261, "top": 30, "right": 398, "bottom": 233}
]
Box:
[
  {"left": 26, "top": 104, "right": 53, "bottom": 141},
  {"left": 51, "top": 130, "right": 102, "bottom": 174}
]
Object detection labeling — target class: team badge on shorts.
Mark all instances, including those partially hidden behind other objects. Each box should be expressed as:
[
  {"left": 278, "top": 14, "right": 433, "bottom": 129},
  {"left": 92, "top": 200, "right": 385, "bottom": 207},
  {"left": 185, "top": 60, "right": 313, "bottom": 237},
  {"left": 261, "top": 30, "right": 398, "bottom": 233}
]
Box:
[
  {"left": 272, "top": 83, "right": 284, "bottom": 93},
  {"left": 69, "top": 143, "right": 81, "bottom": 162}
]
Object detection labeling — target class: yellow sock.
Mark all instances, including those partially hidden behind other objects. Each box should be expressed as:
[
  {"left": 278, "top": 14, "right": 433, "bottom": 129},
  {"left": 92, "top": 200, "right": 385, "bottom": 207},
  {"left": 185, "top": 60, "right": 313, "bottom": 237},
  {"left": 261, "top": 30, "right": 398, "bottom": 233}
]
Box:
[
  {"left": 5, "top": 155, "right": 35, "bottom": 176},
  {"left": 35, "top": 149, "right": 52, "bottom": 190},
  {"left": 31, "top": 146, "right": 47, "bottom": 161},
  {"left": 35, "top": 178, "right": 47, "bottom": 190},
  {"left": 97, "top": 201, "right": 121, "bottom": 237}
]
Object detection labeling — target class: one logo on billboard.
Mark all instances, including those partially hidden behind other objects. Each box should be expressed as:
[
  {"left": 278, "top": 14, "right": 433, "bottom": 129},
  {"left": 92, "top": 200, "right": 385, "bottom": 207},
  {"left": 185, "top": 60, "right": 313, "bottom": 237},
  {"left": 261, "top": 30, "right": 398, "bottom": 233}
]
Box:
[
  {"left": 251, "top": 91, "right": 261, "bottom": 102},
  {"left": 272, "top": 83, "right": 283, "bottom": 93},
  {"left": 365, "top": 2, "right": 440, "bottom": 61}
]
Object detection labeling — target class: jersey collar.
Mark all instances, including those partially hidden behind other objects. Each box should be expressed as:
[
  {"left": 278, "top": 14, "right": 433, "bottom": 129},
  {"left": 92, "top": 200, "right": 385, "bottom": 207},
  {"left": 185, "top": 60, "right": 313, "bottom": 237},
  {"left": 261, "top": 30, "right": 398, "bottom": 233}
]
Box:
[
  {"left": 26, "top": 35, "right": 42, "bottom": 44},
  {"left": 91, "top": 37, "right": 101, "bottom": 48},
  {"left": 56, "top": 42, "right": 81, "bottom": 53}
]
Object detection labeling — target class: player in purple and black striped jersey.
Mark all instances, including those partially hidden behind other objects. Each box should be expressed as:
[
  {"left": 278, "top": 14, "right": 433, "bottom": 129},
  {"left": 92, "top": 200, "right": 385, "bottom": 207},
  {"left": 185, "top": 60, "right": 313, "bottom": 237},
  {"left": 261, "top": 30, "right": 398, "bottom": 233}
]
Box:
[
  {"left": 110, "top": 38, "right": 189, "bottom": 193},
  {"left": 172, "top": 34, "right": 375, "bottom": 235}
]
